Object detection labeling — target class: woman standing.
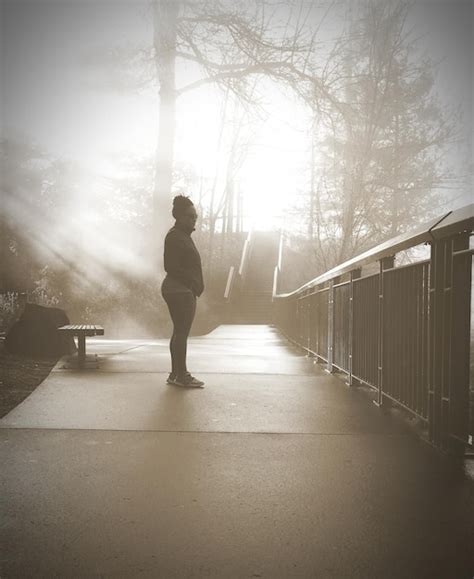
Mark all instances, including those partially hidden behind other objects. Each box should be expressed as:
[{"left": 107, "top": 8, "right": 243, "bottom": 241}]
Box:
[{"left": 161, "top": 195, "right": 205, "bottom": 388}]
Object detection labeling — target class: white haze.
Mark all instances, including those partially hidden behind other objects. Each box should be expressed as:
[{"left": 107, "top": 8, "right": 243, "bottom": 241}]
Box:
[{"left": 1, "top": 0, "right": 472, "bottom": 287}]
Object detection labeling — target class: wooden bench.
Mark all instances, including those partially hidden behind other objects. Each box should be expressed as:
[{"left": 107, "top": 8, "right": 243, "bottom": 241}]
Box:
[{"left": 58, "top": 324, "right": 104, "bottom": 369}]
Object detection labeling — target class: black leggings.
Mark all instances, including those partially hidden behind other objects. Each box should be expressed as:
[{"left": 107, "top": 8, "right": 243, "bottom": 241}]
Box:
[{"left": 162, "top": 291, "right": 196, "bottom": 377}]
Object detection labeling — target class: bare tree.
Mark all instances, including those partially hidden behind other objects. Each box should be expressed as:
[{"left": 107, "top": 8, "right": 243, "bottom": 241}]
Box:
[
  {"left": 151, "top": 0, "right": 321, "bottom": 262},
  {"left": 82, "top": 0, "right": 331, "bottom": 276},
  {"left": 153, "top": 0, "right": 179, "bottom": 259},
  {"left": 299, "top": 0, "right": 457, "bottom": 273}
]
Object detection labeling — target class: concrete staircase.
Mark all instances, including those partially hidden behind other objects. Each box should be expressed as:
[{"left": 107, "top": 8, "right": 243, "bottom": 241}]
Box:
[
  {"left": 237, "top": 291, "right": 274, "bottom": 324},
  {"left": 228, "top": 231, "right": 279, "bottom": 324}
]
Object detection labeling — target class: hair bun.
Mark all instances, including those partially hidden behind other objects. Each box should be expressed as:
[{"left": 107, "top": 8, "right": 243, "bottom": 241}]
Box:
[{"left": 172, "top": 194, "right": 193, "bottom": 219}]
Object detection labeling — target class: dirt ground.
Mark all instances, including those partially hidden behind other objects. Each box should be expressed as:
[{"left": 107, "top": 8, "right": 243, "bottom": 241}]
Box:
[{"left": 0, "top": 341, "right": 59, "bottom": 419}]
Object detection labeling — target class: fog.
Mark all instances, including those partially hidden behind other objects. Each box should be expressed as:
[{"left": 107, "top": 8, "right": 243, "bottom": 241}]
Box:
[{"left": 1, "top": 0, "right": 472, "bottom": 335}]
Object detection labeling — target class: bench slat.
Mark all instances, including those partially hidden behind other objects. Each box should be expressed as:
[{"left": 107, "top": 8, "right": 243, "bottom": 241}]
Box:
[{"left": 58, "top": 325, "right": 104, "bottom": 336}]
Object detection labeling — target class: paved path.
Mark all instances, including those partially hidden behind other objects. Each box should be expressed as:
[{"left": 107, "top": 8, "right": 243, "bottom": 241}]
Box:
[{"left": 1, "top": 325, "right": 473, "bottom": 578}]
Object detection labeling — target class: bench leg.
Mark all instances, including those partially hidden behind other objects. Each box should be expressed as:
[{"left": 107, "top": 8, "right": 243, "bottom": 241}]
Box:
[{"left": 78, "top": 335, "right": 86, "bottom": 369}]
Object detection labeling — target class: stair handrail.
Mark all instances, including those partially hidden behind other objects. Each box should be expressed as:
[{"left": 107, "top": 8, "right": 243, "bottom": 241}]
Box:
[
  {"left": 272, "top": 229, "right": 284, "bottom": 300},
  {"left": 272, "top": 266, "right": 279, "bottom": 300},
  {"left": 223, "top": 230, "right": 251, "bottom": 302},
  {"left": 224, "top": 266, "right": 235, "bottom": 301},
  {"left": 238, "top": 230, "right": 252, "bottom": 279},
  {"left": 277, "top": 228, "right": 283, "bottom": 271}
]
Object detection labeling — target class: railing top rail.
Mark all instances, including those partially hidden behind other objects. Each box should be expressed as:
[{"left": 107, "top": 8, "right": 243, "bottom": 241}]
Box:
[{"left": 275, "top": 204, "right": 473, "bottom": 299}]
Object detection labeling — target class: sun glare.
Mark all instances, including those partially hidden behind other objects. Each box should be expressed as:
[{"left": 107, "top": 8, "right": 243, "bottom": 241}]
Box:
[{"left": 175, "top": 86, "right": 309, "bottom": 232}]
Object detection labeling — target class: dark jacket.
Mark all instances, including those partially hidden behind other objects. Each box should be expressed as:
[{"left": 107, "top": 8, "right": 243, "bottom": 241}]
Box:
[{"left": 163, "top": 224, "right": 205, "bottom": 297}]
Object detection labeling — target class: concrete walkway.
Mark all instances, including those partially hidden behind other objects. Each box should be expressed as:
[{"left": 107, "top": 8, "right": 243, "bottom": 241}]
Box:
[{"left": 1, "top": 325, "right": 473, "bottom": 578}]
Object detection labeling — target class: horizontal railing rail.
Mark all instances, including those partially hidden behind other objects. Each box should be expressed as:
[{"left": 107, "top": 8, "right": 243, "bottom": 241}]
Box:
[
  {"left": 273, "top": 204, "right": 473, "bottom": 455},
  {"left": 275, "top": 205, "right": 472, "bottom": 298}
]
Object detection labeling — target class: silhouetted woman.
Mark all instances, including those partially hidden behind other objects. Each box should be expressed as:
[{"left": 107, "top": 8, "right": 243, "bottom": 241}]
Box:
[{"left": 161, "top": 195, "right": 205, "bottom": 387}]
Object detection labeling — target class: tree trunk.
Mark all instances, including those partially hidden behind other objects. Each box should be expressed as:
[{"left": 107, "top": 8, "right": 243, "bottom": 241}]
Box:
[
  {"left": 391, "top": 105, "right": 401, "bottom": 237},
  {"left": 308, "top": 119, "right": 316, "bottom": 240},
  {"left": 153, "top": 0, "right": 178, "bottom": 271}
]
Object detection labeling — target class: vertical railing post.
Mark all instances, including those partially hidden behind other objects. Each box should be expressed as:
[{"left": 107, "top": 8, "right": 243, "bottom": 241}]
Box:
[
  {"left": 315, "top": 288, "right": 321, "bottom": 359},
  {"left": 349, "top": 268, "right": 362, "bottom": 386},
  {"left": 290, "top": 296, "right": 295, "bottom": 341},
  {"left": 306, "top": 289, "right": 315, "bottom": 357},
  {"left": 327, "top": 276, "right": 340, "bottom": 373},
  {"left": 450, "top": 232, "right": 472, "bottom": 451},
  {"left": 303, "top": 289, "right": 308, "bottom": 349},
  {"left": 429, "top": 233, "right": 470, "bottom": 453},
  {"left": 429, "top": 236, "right": 450, "bottom": 450},
  {"left": 297, "top": 294, "right": 302, "bottom": 345},
  {"left": 327, "top": 280, "right": 334, "bottom": 372},
  {"left": 375, "top": 256, "right": 394, "bottom": 407},
  {"left": 292, "top": 295, "right": 298, "bottom": 343}
]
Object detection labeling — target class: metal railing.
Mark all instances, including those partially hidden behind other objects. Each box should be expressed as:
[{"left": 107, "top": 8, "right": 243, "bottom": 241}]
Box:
[{"left": 273, "top": 205, "right": 473, "bottom": 454}]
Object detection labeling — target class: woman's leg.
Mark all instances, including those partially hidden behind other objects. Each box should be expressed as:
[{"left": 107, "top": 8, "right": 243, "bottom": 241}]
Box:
[
  {"left": 163, "top": 292, "right": 196, "bottom": 377},
  {"left": 164, "top": 294, "right": 180, "bottom": 375},
  {"left": 169, "top": 332, "right": 177, "bottom": 375}
]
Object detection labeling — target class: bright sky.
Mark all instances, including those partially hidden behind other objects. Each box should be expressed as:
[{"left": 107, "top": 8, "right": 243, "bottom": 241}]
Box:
[
  {"left": 1, "top": 0, "right": 472, "bottom": 233},
  {"left": 175, "top": 80, "right": 310, "bottom": 230}
]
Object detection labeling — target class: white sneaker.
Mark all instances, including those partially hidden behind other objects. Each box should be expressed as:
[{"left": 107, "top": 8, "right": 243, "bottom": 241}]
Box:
[{"left": 175, "top": 373, "right": 205, "bottom": 388}]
